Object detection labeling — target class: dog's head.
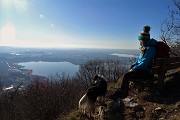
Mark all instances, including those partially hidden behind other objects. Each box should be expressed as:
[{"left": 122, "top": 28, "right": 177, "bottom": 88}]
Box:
[
  {"left": 93, "top": 74, "right": 107, "bottom": 84},
  {"left": 93, "top": 74, "right": 107, "bottom": 94}
]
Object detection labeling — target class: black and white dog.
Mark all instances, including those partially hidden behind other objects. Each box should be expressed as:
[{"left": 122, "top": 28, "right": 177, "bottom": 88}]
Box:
[{"left": 79, "top": 74, "right": 107, "bottom": 117}]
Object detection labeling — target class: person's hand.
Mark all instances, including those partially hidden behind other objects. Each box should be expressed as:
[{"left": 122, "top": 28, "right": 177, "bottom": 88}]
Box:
[{"left": 130, "top": 64, "right": 135, "bottom": 69}]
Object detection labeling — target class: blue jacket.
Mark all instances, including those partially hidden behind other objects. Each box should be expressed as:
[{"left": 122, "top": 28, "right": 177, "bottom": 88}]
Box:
[{"left": 131, "top": 38, "right": 157, "bottom": 72}]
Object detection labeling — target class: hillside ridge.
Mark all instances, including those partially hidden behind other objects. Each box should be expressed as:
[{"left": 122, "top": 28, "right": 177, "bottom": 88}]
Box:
[{"left": 63, "top": 73, "right": 180, "bottom": 120}]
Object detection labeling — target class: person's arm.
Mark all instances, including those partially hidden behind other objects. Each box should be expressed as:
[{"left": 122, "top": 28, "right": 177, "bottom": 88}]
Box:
[
  {"left": 130, "top": 61, "right": 138, "bottom": 69},
  {"left": 131, "top": 47, "right": 156, "bottom": 70}
]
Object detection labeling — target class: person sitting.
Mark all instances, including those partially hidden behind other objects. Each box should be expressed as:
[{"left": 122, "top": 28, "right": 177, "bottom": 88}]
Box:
[{"left": 109, "top": 25, "right": 157, "bottom": 100}]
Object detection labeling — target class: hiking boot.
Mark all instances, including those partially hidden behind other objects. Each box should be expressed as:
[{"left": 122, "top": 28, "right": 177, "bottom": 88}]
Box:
[{"left": 109, "top": 88, "right": 123, "bottom": 100}]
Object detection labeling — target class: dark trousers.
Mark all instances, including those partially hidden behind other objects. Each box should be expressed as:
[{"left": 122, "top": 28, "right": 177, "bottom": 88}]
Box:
[{"left": 120, "top": 69, "right": 151, "bottom": 98}]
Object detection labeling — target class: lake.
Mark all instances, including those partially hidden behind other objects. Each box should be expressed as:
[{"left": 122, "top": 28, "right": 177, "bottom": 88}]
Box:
[
  {"left": 110, "top": 53, "right": 138, "bottom": 58},
  {"left": 18, "top": 61, "right": 79, "bottom": 77}
]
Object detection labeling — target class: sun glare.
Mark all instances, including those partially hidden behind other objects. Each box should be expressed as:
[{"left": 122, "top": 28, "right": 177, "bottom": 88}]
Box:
[
  {"left": 0, "top": 22, "right": 16, "bottom": 46},
  {"left": 1, "top": 0, "right": 27, "bottom": 10}
]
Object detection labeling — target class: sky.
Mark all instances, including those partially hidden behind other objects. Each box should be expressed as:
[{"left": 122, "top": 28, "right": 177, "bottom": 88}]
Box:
[{"left": 0, "top": 0, "right": 175, "bottom": 49}]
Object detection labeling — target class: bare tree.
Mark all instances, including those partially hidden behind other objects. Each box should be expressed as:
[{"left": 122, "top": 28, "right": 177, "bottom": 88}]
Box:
[
  {"left": 77, "top": 59, "right": 129, "bottom": 86},
  {"left": 160, "top": 0, "right": 180, "bottom": 56},
  {"left": 77, "top": 59, "right": 104, "bottom": 86}
]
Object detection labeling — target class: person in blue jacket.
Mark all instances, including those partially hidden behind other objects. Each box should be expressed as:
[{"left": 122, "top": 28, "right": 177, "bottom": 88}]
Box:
[{"left": 109, "top": 25, "right": 157, "bottom": 100}]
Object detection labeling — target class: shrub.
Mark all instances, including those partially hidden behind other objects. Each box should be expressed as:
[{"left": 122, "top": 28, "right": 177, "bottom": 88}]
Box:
[{"left": 0, "top": 75, "right": 86, "bottom": 120}]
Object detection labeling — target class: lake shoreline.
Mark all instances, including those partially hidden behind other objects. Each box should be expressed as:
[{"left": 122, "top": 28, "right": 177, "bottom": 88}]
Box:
[{"left": 18, "top": 61, "right": 80, "bottom": 78}]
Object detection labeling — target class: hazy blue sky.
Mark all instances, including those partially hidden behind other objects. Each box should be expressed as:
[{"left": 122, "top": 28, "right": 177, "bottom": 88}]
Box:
[{"left": 0, "top": 0, "right": 175, "bottom": 49}]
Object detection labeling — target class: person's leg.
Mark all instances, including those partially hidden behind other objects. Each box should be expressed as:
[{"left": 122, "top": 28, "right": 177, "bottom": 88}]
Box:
[
  {"left": 109, "top": 71, "right": 138, "bottom": 100},
  {"left": 109, "top": 69, "right": 151, "bottom": 99},
  {"left": 121, "top": 69, "right": 152, "bottom": 98},
  {"left": 120, "top": 70, "right": 140, "bottom": 98}
]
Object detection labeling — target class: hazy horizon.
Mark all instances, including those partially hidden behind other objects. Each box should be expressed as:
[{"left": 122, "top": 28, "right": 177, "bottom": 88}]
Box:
[{"left": 0, "top": 45, "right": 140, "bottom": 51}]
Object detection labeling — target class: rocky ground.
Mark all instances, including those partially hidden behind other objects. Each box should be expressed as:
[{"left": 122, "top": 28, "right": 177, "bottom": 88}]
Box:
[{"left": 63, "top": 73, "right": 180, "bottom": 120}]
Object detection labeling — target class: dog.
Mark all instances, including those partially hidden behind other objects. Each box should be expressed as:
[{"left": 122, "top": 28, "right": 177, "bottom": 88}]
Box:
[
  {"left": 93, "top": 74, "right": 107, "bottom": 104},
  {"left": 78, "top": 74, "right": 107, "bottom": 118}
]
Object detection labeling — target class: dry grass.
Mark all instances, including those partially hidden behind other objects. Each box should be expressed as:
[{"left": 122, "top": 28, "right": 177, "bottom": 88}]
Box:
[{"left": 0, "top": 76, "right": 86, "bottom": 120}]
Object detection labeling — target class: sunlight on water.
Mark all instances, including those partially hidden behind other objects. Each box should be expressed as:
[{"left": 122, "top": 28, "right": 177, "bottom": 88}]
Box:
[{"left": 110, "top": 53, "right": 137, "bottom": 58}]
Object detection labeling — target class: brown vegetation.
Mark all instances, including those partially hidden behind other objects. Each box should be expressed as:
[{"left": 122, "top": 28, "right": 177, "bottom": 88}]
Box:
[
  {"left": 77, "top": 59, "right": 128, "bottom": 86},
  {"left": 0, "top": 75, "right": 86, "bottom": 120},
  {"left": 0, "top": 59, "right": 128, "bottom": 120}
]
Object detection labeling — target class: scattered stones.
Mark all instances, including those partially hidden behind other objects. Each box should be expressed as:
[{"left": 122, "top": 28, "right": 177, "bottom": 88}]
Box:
[
  {"left": 122, "top": 97, "right": 138, "bottom": 107},
  {"left": 152, "top": 107, "right": 167, "bottom": 119}
]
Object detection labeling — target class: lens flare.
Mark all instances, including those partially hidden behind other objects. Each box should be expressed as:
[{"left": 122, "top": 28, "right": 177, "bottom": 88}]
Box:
[{"left": 1, "top": 0, "right": 27, "bottom": 10}]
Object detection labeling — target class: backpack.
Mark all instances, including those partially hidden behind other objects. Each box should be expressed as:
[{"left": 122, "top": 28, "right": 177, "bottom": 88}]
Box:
[{"left": 156, "top": 41, "right": 170, "bottom": 58}]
